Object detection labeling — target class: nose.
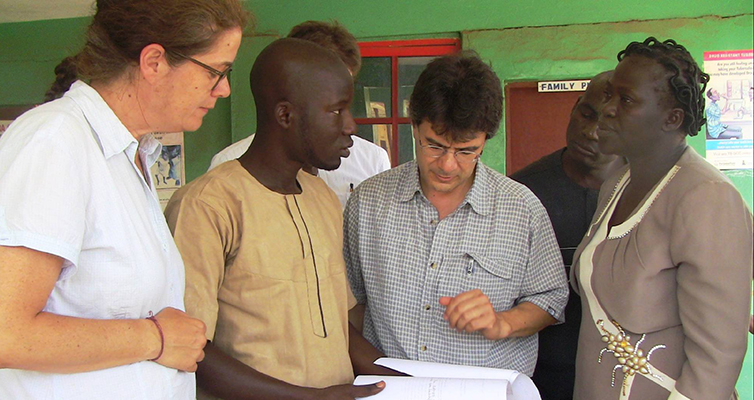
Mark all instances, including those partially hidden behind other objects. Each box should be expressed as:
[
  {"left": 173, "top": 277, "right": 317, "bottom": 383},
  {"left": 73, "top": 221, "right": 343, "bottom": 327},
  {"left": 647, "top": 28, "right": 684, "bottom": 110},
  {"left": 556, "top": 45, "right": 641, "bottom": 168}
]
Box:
[
  {"left": 436, "top": 150, "right": 459, "bottom": 172},
  {"left": 601, "top": 96, "right": 617, "bottom": 119},
  {"left": 343, "top": 109, "right": 356, "bottom": 135},
  {"left": 212, "top": 76, "right": 231, "bottom": 98},
  {"left": 584, "top": 122, "right": 599, "bottom": 140}
]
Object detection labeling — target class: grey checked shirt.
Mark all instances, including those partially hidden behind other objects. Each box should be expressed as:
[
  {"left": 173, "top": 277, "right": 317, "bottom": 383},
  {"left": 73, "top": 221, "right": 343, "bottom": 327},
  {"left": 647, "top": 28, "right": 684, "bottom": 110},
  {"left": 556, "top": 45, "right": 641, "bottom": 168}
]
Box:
[{"left": 344, "top": 160, "right": 568, "bottom": 376}]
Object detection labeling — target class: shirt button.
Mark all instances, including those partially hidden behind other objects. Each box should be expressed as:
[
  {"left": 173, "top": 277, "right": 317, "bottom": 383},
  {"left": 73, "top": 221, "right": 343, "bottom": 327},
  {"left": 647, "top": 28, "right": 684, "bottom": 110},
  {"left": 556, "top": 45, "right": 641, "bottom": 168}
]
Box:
[
  {"left": 430, "top": 219, "right": 438, "bottom": 225},
  {"left": 430, "top": 262, "right": 438, "bottom": 269},
  {"left": 420, "top": 345, "right": 428, "bottom": 352},
  {"left": 424, "top": 304, "right": 431, "bottom": 311}
]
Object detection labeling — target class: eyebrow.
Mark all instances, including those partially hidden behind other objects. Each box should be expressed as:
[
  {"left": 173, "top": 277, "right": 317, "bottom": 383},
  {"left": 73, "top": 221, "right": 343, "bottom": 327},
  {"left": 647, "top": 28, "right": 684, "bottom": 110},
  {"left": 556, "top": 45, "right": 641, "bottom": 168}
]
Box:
[
  {"left": 426, "top": 137, "right": 481, "bottom": 151},
  {"left": 456, "top": 144, "right": 481, "bottom": 152},
  {"left": 579, "top": 103, "right": 597, "bottom": 113},
  {"left": 608, "top": 78, "right": 640, "bottom": 96},
  {"left": 330, "top": 96, "right": 351, "bottom": 107},
  {"left": 201, "top": 59, "right": 233, "bottom": 72}
]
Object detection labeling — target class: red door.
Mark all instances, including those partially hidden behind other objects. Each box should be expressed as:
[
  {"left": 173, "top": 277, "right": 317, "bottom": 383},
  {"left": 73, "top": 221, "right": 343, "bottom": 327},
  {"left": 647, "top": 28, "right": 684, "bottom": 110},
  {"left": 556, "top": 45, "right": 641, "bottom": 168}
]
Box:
[{"left": 505, "top": 82, "right": 583, "bottom": 175}]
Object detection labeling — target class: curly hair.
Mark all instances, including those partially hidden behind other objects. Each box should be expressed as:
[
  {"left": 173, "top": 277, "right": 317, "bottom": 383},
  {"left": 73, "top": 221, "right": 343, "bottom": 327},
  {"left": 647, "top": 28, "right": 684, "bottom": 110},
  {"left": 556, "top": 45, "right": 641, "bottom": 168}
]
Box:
[
  {"left": 618, "top": 37, "right": 709, "bottom": 136},
  {"left": 45, "top": 0, "right": 251, "bottom": 102},
  {"left": 409, "top": 51, "right": 503, "bottom": 141},
  {"left": 287, "top": 20, "right": 361, "bottom": 76}
]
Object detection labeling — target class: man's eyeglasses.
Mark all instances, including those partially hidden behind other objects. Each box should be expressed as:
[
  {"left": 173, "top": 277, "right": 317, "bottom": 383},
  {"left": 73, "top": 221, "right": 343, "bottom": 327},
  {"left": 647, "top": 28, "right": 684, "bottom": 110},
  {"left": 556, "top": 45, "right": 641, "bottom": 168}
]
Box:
[
  {"left": 418, "top": 137, "right": 481, "bottom": 164},
  {"left": 172, "top": 51, "right": 232, "bottom": 91}
]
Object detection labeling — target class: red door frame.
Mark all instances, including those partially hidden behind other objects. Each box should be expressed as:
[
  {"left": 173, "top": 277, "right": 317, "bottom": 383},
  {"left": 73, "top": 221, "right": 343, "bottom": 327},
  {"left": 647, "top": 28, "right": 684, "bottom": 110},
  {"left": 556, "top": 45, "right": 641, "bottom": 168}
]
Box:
[{"left": 356, "top": 38, "right": 461, "bottom": 166}]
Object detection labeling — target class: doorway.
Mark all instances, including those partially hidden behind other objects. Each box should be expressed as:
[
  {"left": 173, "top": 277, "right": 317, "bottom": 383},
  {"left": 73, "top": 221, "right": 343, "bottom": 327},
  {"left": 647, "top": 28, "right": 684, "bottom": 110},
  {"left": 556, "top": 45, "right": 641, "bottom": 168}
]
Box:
[{"left": 505, "top": 82, "right": 584, "bottom": 175}]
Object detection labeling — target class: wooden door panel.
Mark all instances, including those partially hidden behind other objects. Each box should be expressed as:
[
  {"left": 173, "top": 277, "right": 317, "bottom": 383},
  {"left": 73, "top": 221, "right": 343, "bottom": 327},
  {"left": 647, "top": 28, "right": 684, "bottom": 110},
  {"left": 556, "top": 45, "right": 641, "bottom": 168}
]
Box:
[{"left": 505, "top": 82, "right": 583, "bottom": 175}]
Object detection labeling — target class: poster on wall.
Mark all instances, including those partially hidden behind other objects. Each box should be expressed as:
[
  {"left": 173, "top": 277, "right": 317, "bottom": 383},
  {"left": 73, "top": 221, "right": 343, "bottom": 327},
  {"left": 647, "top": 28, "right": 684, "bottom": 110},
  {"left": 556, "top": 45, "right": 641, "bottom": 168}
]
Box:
[
  {"left": 0, "top": 105, "right": 37, "bottom": 140},
  {"left": 150, "top": 132, "right": 185, "bottom": 210},
  {"left": 703, "top": 50, "right": 753, "bottom": 170},
  {"left": 0, "top": 120, "right": 12, "bottom": 139}
]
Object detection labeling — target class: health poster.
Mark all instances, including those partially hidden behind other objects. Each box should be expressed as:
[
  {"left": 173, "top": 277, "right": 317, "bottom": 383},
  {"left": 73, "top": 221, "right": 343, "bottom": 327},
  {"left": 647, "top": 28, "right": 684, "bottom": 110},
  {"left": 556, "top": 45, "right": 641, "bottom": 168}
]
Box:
[{"left": 703, "top": 50, "right": 753, "bottom": 170}]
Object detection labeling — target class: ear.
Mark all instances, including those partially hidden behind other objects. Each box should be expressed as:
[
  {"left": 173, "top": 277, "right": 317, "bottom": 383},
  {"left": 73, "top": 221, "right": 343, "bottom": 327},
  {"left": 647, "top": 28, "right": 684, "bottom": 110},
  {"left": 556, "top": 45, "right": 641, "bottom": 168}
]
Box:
[
  {"left": 275, "top": 101, "right": 294, "bottom": 129},
  {"left": 662, "top": 108, "right": 684, "bottom": 132},
  {"left": 139, "top": 44, "right": 169, "bottom": 84}
]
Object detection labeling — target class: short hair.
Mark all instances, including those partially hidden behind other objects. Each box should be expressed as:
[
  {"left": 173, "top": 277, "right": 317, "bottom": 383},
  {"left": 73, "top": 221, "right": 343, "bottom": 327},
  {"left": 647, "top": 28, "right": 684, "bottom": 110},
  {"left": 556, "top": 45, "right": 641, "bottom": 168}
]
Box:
[
  {"left": 45, "top": 0, "right": 251, "bottom": 102},
  {"left": 409, "top": 51, "right": 503, "bottom": 141},
  {"left": 287, "top": 20, "right": 361, "bottom": 76},
  {"left": 617, "top": 37, "right": 709, "bottom": 136}
]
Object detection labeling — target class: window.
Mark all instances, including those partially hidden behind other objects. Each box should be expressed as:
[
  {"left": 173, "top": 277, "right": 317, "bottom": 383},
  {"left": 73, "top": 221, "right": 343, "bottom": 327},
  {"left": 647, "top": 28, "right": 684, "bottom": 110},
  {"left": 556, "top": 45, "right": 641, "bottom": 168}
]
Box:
[{"left": 352, "top": 39, "right": 460, "bottom": 166}]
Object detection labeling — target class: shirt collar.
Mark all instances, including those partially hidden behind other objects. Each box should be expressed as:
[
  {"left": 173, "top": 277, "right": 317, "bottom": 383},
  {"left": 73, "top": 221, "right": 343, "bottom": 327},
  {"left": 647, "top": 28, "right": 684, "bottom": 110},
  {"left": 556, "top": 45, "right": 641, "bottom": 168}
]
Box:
[
  {"left": 65, "top": 80, "right": 137, "bottom": 160},
  {"left": 140, "top": 134, "right": 163, "bottom": 168},
  {"left": 464, "top": 162, "right": 492, "bottom": 216},
  {"left": 397, "top": 159, "right": 492, "bottom": 216},
  {"left": 397, "top": 160, "right": 423, "bottom": 202}
]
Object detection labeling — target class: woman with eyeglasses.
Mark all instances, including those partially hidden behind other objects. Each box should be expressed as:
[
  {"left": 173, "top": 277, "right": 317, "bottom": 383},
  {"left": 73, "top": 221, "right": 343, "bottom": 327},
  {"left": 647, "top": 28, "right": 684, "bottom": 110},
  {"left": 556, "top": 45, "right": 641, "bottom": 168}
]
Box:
[{"left": 0, "top": 1, "right": 248, "bottom": 399}]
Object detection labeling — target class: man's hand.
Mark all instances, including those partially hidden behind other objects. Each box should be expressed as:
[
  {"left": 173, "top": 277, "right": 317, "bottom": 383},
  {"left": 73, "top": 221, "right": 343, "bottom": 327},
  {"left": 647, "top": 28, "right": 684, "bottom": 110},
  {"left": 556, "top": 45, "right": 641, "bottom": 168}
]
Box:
[
  {"left": 314, "top": 381, "right": 385, "bottom": 399},
  {"left": 441, "top": 292, "right": 557, "bottom": 340},
  {"left": 439, "top": 289, "right": 511, "bottom": 340}
]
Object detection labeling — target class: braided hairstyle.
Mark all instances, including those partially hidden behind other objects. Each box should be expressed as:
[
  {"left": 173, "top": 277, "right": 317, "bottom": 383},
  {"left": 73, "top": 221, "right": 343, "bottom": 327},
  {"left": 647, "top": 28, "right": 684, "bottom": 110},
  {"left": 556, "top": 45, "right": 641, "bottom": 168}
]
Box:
[
  {"left": 617, "top": 37, "right": 709, "bottom": 136},
  {"left": 44, "top": 57, "right": 79, "bottom": 102}
]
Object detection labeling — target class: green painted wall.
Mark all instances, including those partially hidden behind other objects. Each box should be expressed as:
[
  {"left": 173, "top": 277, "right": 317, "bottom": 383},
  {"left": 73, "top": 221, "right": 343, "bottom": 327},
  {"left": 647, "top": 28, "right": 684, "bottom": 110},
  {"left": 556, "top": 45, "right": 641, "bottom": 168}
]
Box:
[
  {"left": 465, "top": 15, "right": 754, "bottom": 207},
  {"left": 248, "top": 0, "right": 752, "bottom": 39},
  {"left": 2, "top": 1, "right": 752, "bottom": 184},
  {"left": 0, "top": 3, "right": 752, "bottom": 395}
]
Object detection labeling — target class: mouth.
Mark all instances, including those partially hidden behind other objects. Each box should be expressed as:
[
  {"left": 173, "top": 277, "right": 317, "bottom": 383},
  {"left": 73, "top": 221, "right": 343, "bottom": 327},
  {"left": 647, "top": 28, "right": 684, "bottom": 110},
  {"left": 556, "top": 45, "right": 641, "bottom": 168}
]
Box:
[
  {"left": 571, "top": 141, "right": 597, "bottom": 157},
  {"left": 433, "top": 172, "right": 455, "bottom": 183},
  {"left": 339, "top": 137, "right": 354, "bottom": 158}
]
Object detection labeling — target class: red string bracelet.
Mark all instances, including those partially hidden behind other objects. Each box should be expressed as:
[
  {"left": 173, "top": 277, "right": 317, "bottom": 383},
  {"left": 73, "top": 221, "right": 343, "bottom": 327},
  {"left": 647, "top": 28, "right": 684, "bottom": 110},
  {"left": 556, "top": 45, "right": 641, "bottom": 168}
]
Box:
[{"left": 146, "top": 311, "right": 164, "bottom": 362}]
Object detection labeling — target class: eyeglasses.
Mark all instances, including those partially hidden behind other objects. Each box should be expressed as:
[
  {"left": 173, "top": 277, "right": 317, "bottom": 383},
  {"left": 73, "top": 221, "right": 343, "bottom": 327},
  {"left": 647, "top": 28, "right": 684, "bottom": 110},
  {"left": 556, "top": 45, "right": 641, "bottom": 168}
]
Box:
[
  {"left": 418, "top": 137, "right": 481, "bottom": 164},
  {"left": 172, "top": 51, "right": 232, "bottom": 91}
]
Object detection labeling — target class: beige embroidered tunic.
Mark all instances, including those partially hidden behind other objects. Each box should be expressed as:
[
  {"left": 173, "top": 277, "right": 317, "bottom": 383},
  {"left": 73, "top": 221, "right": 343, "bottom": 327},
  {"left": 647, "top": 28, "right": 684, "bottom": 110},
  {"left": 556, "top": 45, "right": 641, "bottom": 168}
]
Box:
[{"left": 165, "top": 161, "right": 356, "bottom": 399}]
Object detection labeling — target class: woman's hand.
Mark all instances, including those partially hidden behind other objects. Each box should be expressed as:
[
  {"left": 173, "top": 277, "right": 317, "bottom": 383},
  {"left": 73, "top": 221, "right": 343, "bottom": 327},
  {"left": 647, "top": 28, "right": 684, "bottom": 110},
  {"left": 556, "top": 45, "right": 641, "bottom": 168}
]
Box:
[{"left": 151, "top": 307, "right": 207, "bottom": 372}]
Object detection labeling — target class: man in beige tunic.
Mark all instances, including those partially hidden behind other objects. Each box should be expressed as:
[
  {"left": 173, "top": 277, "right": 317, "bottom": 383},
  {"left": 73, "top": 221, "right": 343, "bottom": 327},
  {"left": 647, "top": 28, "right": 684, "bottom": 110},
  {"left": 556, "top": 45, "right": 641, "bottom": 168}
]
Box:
[{"left": 166, "top": 38, "right": 388, "bottom": 400}]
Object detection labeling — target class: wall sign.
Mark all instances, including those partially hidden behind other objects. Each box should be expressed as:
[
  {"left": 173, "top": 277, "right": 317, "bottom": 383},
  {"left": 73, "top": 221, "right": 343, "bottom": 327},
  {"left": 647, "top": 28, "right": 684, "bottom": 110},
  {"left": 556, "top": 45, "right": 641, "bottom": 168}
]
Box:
[{"left": 537, "top": 80, "right": 590, "bottom": 92}]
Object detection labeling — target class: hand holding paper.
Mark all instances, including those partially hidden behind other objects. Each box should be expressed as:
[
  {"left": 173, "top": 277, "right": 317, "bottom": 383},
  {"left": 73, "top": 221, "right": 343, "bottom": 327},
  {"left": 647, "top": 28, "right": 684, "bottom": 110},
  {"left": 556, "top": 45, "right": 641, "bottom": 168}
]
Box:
[
  {"left": 315, "top": 381, "right": 385, "bottom": 400},
  {"left": 354, "top": 358, "right": 541, "bottom": 400}
]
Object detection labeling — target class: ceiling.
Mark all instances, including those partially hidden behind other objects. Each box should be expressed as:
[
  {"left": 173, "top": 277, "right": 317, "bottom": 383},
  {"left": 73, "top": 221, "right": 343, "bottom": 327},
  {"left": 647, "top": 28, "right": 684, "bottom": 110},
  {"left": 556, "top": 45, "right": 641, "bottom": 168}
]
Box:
[{"left": 0, "top": 0, "right": 95, "bottom": 23}]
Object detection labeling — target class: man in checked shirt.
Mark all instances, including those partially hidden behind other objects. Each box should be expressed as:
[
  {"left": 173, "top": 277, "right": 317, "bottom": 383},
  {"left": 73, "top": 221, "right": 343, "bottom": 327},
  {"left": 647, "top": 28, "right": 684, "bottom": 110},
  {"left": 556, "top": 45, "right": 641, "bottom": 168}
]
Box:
[{"left": 344, "top": 52, "right": 568, "bottom": 376}]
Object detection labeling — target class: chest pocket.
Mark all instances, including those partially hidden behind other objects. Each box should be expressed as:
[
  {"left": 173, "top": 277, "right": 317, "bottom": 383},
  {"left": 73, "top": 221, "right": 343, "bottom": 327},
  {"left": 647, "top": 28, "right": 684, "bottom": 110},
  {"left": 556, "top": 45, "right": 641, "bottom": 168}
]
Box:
[{"left": 461, "top": 252, "right": 519, "bottom": 311}]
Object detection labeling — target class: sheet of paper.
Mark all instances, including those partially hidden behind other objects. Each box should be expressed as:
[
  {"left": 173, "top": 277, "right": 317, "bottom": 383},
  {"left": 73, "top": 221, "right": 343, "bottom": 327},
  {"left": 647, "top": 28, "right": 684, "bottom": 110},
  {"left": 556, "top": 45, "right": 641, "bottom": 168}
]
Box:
[
  {"left": 372, "top": 358, "right": 540, "bottom": 399},
  {"left": 354, "top": 376, "right": 509, "bottom": 400},
  {"left": 375, "top": 357, "right": 518, "bottom": 380}
]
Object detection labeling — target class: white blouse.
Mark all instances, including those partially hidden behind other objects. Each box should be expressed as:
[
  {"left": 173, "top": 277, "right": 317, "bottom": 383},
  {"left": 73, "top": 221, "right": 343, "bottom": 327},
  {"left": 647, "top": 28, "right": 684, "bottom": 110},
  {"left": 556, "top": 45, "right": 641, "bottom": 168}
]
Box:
[{"left": 0, "top": 81, "right": 195, "bottom": 399}]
